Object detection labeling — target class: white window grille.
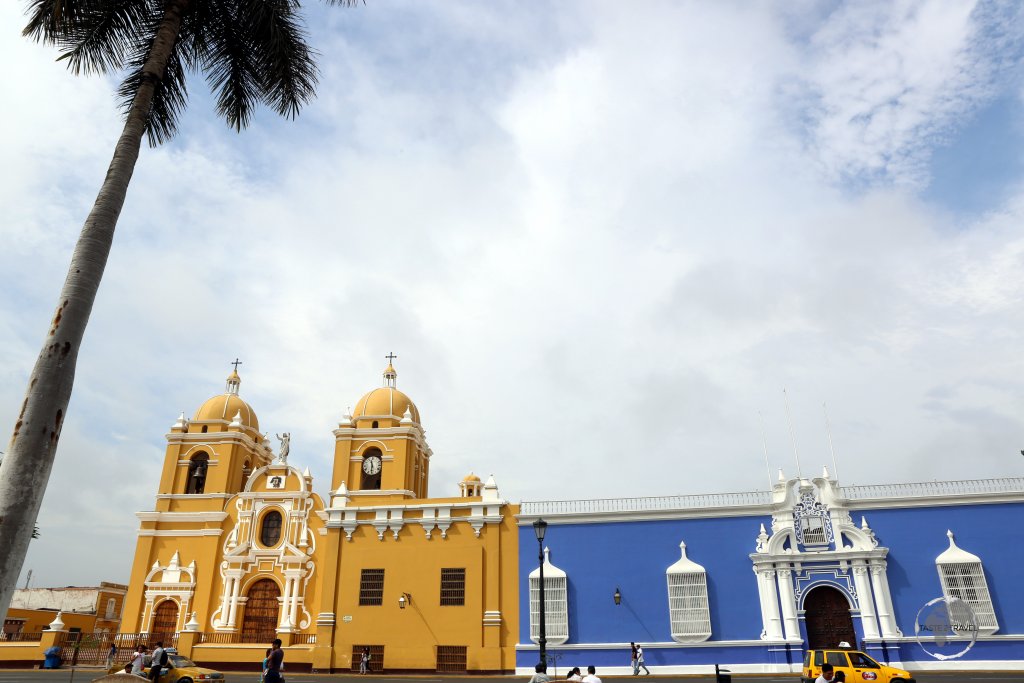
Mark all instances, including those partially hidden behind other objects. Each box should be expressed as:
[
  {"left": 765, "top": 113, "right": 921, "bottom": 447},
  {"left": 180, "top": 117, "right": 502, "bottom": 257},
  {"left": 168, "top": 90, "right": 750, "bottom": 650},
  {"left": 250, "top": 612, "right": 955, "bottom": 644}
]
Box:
[
  {"left": 794, "top": 491, "right": 833, "bottom": 548},
  {"left": 666, "top": 541, "right": 711, "bottom": 643},
  {"left": 529, "top": 548, "right": 569, "bottom": 645},
  {"left": 936, "top": 530, "right": 998, "bottom": 634}
]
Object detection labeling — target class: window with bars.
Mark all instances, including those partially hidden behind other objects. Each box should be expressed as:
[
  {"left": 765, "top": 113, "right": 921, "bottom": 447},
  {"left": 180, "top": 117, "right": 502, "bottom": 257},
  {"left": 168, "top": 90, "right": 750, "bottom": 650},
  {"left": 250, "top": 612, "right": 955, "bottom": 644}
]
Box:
[
  {"left": 801, "top": 516, "right": 828, "bottom": 545},
  {"left": 436, "top": 645, "right": 467, "bottom": 674},
  {"left": 667, "top": 572, "right": 712, "bottom": 642},
  {"left": 359, "top": 569, "right": 385, "bottom": 606},
  {"left": 529, "top": 575, "right": 569, "bottom": 643},
  {"left": 440, "top": 568, "right": 466, "bottom": 606},
  {"left": 938, "top": 562, "right": 998, "bottom": 633},
  {"left": 350, "top": 645, "right": 384, "bottom": 673}
]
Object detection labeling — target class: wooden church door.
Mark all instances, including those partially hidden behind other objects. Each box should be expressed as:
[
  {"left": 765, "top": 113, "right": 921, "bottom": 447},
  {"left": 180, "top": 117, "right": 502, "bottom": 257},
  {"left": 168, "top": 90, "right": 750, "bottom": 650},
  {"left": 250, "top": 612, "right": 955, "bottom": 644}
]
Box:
[
  {"left": 804, "top": 586, "right": 857, "bottom": 649},
  {"left": 151, "top": 600, "right": 179, "bottom": 643},
  {"left": 241, "top": 579, "right": 281, "bottom": 643}
]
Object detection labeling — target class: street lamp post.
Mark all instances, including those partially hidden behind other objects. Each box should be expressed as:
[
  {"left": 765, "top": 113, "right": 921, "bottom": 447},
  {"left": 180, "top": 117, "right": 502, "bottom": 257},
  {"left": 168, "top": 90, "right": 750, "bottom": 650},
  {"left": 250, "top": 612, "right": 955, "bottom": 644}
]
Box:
[{"left": 533, "top": 518, "right": 548, "bottom": 667}]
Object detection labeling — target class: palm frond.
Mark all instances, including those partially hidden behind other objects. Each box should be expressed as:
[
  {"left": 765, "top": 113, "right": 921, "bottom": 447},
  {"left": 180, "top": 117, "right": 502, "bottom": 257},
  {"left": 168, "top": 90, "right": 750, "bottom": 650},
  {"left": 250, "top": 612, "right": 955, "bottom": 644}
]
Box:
[
  {"left": 201, "top": 0, "right": 262, "bottom": 131},
  {"left": 23, "top": 0, "right": 89, "bottom": 43},
  {"left": 242, "top": 0, "right": 319, "bottom": 119},
  {"left": 118, "top": 37, "right": 189, "bottom": 146},
  {"left": 57, "top": 0, "right": 155, "bottom": 75}
]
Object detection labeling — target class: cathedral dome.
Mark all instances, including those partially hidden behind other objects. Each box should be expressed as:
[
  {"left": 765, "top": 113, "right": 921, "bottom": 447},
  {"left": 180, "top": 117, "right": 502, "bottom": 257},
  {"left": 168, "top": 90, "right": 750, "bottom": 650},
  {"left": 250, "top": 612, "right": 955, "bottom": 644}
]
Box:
[
  {"left": 353, "top": 387, "right": 420, "bottom": 423},
  {"left": 353, "top": 359, "right": 420, "bottom": 423},
  {"left": 193, "top": 369, "right": 260, "bottom": 430}
]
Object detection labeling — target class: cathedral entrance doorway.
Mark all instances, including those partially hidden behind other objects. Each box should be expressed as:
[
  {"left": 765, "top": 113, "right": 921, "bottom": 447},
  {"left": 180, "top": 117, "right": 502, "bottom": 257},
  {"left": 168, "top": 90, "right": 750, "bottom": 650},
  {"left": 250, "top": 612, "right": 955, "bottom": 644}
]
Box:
[
  {"left": 241, "top": 579, "right": 281, "bottom": 643},
  {"left": 151, "top": 600, "right": 179, "bottom": 644},
  {"left": 803, "top": 585, "right": 856, "bottom": 649}
]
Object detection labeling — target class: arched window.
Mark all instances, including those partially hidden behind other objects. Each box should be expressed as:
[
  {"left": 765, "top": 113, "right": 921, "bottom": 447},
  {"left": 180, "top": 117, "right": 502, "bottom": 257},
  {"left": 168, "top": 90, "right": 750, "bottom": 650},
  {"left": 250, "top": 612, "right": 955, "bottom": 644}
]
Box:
[
  {"left": 372, "top": 421, "right": 379, "bottom": 429},
  {"left": 936, "top": 530, "right": 998, "bottom": 634},
  {"left": 186, "top": 453, "right": 209, "bottom": 494},
  {"left": 260, "top": 510, "right": 283, "bottom": 547},
  {"left": 201, "top": 425, "right": 208, "bottom": 433},
  {"left": 666, "top": 540, "right": 711, "bottom": 643},
  {"left": 529, "top": 548, "right": 568, "bottom": 645}
]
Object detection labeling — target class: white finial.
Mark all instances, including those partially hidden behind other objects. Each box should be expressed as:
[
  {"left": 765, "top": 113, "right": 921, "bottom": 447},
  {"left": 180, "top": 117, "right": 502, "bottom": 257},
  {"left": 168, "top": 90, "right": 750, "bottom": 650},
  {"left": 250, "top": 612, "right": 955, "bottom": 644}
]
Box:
[
  {"left": 543, "top": 546, "right": 551, "bottom": 563},
  {"left": 48, "top": 611, "right": 66, "bottom": 632},
  {"left": 303, "top": 466, "right": 311, "bottom": 478},
  {"left": 777, "top": 468, "right": 785, "bottom": 482},
  {"left": 401, "top": 405, "right": 413, "bottom": 425},
  {"left": 185, "top": 612, "right": 200, "bottom": 632},
  {"left": 947, "top": 529, "right": 956, "bottom": 545},
  {"left": 861, "top": 516, "right": 869, "bottom": 529},
  {"left": 822, "top": 465, "right": 830, "bottom": 479},
  {"left": 187, "top": 559, "right": 196, "bottom": 570},
  {"left": 168, "top": 551, "right": 181, "bottom": 570},
  {"left": 679, "top": 540, "right": 688, "bottom": 557},
  {"left": 174, "top": 412, "right": 188, "bottom": 429},
  {"left": 759, "top": 522, "right": 767, "bottom": 534},
  {"left": 230, "top": 410, "right": 243, "bottom": 427}
]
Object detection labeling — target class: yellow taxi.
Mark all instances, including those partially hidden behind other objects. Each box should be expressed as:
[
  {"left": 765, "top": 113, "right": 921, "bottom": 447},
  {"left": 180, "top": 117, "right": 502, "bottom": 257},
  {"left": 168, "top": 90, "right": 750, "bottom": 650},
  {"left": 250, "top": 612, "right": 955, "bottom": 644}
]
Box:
[
  {"left": 107, "top": 648, "right": 225, "bottom": 683},
  {"left": 801, "top": 647, "right": 915, "bottom": 683}
]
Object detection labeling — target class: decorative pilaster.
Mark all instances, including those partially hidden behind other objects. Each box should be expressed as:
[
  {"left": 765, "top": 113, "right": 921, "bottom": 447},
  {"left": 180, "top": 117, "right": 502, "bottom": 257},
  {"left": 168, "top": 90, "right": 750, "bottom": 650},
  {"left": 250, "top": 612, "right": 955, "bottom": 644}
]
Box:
[
  {"left": 755, "top": 567, "right": 784, "bottom": 639},
  {"left": 776, "top": 568, "right": 799, "bottom": 640},
  {"left": 852, "top": 563, "right": 880, "bottom": 639},
  {"left": 869, "top": 562, "right": 901, "bottom": 637}
]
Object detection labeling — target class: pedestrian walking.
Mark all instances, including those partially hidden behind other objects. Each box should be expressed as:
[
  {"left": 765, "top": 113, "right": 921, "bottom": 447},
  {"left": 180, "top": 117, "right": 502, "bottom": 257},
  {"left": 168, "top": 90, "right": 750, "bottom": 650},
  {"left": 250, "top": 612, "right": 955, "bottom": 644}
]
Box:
[
  {"left": 261, "top": 648, "right": 272, "bottom": 682},
  {"left": 528, "top": 662, "right": 551, "bottom": 683},
  {"left": 635, "top": 645, "right": 650, "bottom": 675},
  {"left": 107, "top": 642, "right": 117, "bottom": 668},
  {"left": 264, "top": 638, "right": 285, "bottom": 683},
  {"left": 148, "top": 642, "right": 166, "bottom": 682},
  {"left": 360, "top": 646, "right": 372, "bottom": 674},
  {"left": 630, "top": 643, "right": 638, "bottom": 675}
]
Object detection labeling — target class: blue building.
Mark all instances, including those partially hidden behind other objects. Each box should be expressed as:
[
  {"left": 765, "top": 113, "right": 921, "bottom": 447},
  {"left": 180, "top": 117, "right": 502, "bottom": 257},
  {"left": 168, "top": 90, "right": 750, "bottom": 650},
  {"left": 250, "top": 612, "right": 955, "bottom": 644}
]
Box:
[{"left": 515, "top": 472, "right": 1024, "bottom": 675}]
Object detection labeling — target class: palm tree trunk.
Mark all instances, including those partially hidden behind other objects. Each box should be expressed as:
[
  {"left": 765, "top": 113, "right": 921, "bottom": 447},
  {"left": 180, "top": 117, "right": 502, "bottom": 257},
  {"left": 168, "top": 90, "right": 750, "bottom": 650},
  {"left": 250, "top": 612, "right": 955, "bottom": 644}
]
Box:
[{"left": 0, "top": 0, "right": 190, "bottom": 620}]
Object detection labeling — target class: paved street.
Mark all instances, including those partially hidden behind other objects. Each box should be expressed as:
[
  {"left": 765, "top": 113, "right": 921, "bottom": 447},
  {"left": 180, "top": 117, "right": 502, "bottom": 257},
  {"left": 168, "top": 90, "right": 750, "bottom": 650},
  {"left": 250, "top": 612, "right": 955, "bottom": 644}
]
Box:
[{"left": 0, "top": 671, "right": 1022, "bottom": 683}]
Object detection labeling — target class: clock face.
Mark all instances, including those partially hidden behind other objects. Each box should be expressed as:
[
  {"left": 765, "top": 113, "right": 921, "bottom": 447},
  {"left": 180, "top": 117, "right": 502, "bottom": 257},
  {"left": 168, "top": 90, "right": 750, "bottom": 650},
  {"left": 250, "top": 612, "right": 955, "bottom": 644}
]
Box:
[{"left": 362, "top": 455, "right": 382, "bottom": 475}]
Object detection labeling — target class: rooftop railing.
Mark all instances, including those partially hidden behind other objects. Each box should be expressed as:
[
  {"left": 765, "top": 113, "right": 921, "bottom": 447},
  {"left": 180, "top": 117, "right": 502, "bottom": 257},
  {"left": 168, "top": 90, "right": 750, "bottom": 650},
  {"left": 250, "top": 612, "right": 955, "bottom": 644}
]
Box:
[
  {"left": 521, "top": 477, "right": 1024, "bottom": 517},
  {"left": 521, "top": 490, "right": 773, "bottom": 516},
  {"left": 840, "top": 477, "right": 1024, "bottom": 500}
]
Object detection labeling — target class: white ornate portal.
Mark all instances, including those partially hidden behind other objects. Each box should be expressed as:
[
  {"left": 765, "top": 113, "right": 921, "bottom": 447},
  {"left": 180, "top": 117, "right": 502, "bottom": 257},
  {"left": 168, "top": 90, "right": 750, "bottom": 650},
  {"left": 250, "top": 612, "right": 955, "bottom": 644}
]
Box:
[{"left": 750, "top": 470, "right": 901, "bottom": 643}]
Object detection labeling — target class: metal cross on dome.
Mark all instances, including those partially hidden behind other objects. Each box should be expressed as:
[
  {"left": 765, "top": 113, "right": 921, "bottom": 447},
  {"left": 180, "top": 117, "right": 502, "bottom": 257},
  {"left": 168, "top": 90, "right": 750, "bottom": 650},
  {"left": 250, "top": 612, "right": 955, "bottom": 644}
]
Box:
[
  {"left": 385, "top": 352, "right": 397, "bottom": 364},
  {"left": 231, "top": 358, "right": 242, "bottom": 372}
]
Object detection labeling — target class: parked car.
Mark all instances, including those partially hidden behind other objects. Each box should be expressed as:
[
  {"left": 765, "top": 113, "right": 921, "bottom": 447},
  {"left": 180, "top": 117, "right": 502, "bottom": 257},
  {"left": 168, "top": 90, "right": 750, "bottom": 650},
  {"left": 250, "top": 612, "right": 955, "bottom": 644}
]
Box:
[
  {"left": 107, "top": 649, "right": 225, "bottom": 683},
  {"left": 801, "top": 647, "right": 915, "bottom": 683}
]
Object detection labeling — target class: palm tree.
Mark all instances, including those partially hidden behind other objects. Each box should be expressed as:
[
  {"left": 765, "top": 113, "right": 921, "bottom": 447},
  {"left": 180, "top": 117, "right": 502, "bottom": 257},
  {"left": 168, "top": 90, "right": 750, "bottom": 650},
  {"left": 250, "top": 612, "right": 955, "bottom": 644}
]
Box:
[{"left": 0, "top": 0, "right": 358, "bottom": 620}]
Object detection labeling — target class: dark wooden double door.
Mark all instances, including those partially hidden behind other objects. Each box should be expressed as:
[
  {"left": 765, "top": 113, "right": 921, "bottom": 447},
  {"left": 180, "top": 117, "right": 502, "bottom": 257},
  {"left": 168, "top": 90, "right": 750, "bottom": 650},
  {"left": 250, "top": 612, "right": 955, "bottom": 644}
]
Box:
[{"left": 804, "top": 586, "right": 857, "bottom": 649}]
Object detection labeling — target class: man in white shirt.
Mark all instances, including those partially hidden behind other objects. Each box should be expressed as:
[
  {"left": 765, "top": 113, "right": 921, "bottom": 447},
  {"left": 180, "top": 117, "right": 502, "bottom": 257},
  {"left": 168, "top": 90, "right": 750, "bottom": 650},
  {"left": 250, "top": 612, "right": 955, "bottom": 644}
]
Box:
[
  {"left": 815, "top": 663, "right": 835, "bottom": 683},
  {"left": 148, "top": 642, "right": 165, "bottom": 682},
  {"left": 582, "top": 665, "right": 601, "bottom": 683},
  {"left": 635, "top": 646, "right": 650, "bottom": 675}
]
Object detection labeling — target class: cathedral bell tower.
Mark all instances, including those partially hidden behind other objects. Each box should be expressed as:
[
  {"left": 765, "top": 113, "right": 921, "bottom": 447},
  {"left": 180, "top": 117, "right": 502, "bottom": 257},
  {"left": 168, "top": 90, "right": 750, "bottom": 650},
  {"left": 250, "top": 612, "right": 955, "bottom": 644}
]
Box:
[
  {"left": 157, "top": 364, "right": 273, "bottom": 512},
  {"left": 331, "top": 356, "right": 432, "bottom": 504}
]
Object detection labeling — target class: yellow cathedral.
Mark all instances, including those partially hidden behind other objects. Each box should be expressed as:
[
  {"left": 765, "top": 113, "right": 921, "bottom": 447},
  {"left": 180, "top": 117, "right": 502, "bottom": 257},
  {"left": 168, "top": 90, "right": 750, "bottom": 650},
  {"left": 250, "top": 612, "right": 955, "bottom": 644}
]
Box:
[{"left": 119, "top": 362, "right": 520, "bottom": 673}]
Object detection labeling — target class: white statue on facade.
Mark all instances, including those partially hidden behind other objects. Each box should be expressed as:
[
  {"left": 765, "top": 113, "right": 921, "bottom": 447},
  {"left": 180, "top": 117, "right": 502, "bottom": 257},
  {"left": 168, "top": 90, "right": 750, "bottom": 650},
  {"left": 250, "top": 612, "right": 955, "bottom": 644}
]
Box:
[{"left": 276, "top": 432, "right": 291, "bottom": 463}]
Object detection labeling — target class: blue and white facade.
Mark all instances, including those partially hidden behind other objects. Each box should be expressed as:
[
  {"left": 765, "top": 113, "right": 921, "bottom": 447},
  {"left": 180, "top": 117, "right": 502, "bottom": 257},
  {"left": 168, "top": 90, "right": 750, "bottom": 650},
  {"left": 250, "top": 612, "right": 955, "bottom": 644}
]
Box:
[{"left": 515, "top": 473, "right": 1024, "bottom": 674}]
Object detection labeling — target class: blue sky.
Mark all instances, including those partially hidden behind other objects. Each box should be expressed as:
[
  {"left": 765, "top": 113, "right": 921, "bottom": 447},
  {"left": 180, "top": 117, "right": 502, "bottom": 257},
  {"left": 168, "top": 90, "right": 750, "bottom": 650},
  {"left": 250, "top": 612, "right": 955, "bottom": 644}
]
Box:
[{"left": 2, "top": 0, "right": 1024, "bottom": 588}]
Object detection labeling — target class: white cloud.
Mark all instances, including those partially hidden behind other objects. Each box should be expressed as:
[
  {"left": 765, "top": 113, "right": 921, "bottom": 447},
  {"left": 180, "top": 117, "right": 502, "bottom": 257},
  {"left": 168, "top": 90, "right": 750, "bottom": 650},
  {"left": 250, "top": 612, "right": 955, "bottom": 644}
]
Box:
[{"left": 2, "top": 0, "right": 1024, "bottom": 588}]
